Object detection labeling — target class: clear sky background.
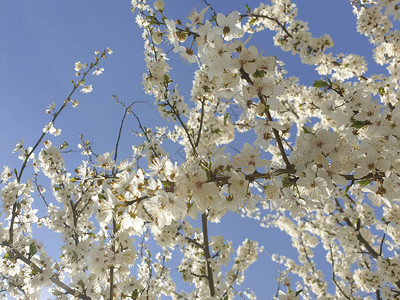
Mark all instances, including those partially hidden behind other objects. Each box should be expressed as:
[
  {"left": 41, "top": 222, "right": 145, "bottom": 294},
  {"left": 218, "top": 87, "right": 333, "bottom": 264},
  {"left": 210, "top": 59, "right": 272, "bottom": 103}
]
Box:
[{"left": 0, "top": 0, "right": 386, "bottom": 298}]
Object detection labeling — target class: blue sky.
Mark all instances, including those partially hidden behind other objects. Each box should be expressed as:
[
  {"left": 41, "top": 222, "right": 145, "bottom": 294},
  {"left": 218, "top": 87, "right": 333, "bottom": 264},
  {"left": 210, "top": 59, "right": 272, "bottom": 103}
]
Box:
[{"left": 0, "top": 0, "right": 386, "bottom": 298}]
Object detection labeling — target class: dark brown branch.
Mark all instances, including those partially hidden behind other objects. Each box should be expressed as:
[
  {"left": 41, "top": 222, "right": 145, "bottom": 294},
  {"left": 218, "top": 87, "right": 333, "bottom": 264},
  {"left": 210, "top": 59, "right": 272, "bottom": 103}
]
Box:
[
  {"left": 201, "top": 213, "right": 215, "bottom": 297},
  {"left": 183, "top": 235, "right": 203, "bottom": 249},
  {"left": 195, "top": 98, "right": 205, "bottom": 148},
  {"left": 379, "top": 233, "right": 386, "bottom": 256},
  {"left": 264, "top": 108, "right": 293, "bottom": 170},
  {"left": 335, "top": 198, "right": 380, "bottom": 259},
  {"left": 239, "top": 67, "right": 293, "bottom": 171},
  {"left": 376, "top": 288, "right": 382, "bottom": 300}
]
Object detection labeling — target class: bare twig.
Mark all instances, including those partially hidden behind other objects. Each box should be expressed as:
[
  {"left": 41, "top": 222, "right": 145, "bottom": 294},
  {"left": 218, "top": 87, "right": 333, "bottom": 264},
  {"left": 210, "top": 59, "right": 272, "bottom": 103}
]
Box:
[
  {"left": 114, "top": 101, "right": 135, "bottom": 162},
  {"left": 32, "top": 174, "right": 49, "bottom": 207}
]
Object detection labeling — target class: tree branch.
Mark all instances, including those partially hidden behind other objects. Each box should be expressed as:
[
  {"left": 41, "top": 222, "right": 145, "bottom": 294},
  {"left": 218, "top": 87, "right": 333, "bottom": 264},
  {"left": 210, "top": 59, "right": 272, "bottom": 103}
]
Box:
[
  {"left": 195, "top": 97, "right": 205, "bottom": 148},
  {"left": 9, "top": 50, "right": 109, "bottom": 245},
  {"left": 1, "top": 241, "right": 91, "bottom": 300},
  {"left": 241, "top": 13, "right": 293, "bottom": 39},
  {"left": 201, "top": 213, "right": 215, "bottom": 297}
]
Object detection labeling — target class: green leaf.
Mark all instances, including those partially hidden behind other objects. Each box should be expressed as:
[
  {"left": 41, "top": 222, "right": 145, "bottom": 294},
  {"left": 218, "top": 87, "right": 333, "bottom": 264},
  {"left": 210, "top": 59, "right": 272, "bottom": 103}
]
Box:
[
  {"left": 98, "top": 193, "right": 106, "bottom": 200},
  {"left": 253, "top": 69, "right": 266, "bottom": 78},
  {"left": 52, "top": 291, "right": 65, "bottom": 296},
  {"left": 245, "top": 4, "right": 251, "bottom": 13},
  {"left": 4, "top": 251, "right": 16, "bottom": 260},
  {"left": 351, "top": 120, "right": 366, "bottom": 129},
  {"left": 295, "top": 289, "right": 303, "bottom": 296},
  {"left": 212, "top": 128, "right": 221, "bottom": 134},
  {"left": 282, "top": 178, "right": 291, "bottom": 188},
  {"left": 29, "top": 242, "right": 37, "bottom": 257},
  {"left": 378, "top": 87, "right": 385, "bottom": 96},
  {"left": 60, "top": 141, "right": 69, "bottom": 150},
  {"left": 313, "top": 80, "right": 330, "bottom": 88},
  {"left": 78, "top": 279, "right": 85, "bottom": 290},
  {"left": 131, "top": 289, "right": 139, "bottom": 299},
  {"left": 163, "top": 74, "right": 172, "bottom": 86},
  {"left": 72, "top": 250, "right": 78, "bottom": 261},
  {"left": 358, "top": 179, "right": 371, "bottom": 186},
  {"left": 31, "top": 266, "right": 41, "bottom": 275},
  {"left": 302, "top": 126, "right": 311, "bottom": 134},
  {"left": 223, "top": 112, "right": 230, "bottom": 125}
]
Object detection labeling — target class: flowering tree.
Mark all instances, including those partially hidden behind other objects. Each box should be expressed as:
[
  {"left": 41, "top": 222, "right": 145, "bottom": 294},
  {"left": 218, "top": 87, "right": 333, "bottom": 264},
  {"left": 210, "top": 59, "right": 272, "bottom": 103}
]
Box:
[{"left": 1, "top": 0, "right": 400, "bottom": 299}]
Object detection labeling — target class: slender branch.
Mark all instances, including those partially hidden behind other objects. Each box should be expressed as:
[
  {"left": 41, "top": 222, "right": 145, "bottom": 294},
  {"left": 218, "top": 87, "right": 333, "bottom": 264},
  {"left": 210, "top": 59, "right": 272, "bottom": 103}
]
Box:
[
  {"left": 376, "top": 288, "right": 382, "bottom": 300},
  {"left": 182, "top": 235, "right": 203, "bottom": 249},
  {"left": 109, "top": 219, "right": 116, "bottom": 300},
  {"left": 241, "top": 13, "right": 293, "bottom": 38},
  {"left": 379, "top": 233, "right": 386, "bottom": 256},
  {"left": 264, "top": 108, "right": 293, "bottom": 169},
  {"left": 70, "top": 198, "right": 80, "bottom": 246},
  {"left": 202, "top": 0, "right": 217, "bottom": 20},
  {"left": 127, "top": 102, "right": 161, "bottom": 159},
  {"left": 32, "top": 174, "right": 49, "bottom": 207},
  {"left": 334, "top": 198, "right": 379, "bottom": 259},
  {"left": 334, "top": 198, "right": 400, "bottom": 290},
  {"left": 165, "top": 97, "right": 198, "bottom": 156},
  {"left": 9, "top": 50, "right": 108, "bottom": 245},
  {"left": 239, "top": 67, "right": 293, "bottom": 171},
  {"left": 201, "top": 213, "right": 215, "bottom": 297},
  {"left": 1, "top": 241, "right": 91, "bottom": 300},
  {"left": 114, "top": 101, "right": 135, "bottom": 162},
  {"left": 329, "top": 245, "right": 351, "bottom": 300},
  {"left": 195, "top": 98, "right": 205, "bottom": 148}
]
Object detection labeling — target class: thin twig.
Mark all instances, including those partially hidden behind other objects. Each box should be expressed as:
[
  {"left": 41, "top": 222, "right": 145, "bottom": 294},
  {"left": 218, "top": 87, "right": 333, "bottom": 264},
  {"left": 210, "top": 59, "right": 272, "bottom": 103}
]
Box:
[
  {"left": 165, "top": 97, "right": 198, "bottom": 156},
  {"left": 32, "top": 174, "right": 49, "bottom": 207},
  {"left": 241, "top": 13, "right": 293, "bottom": 39},
  {"left": 114, "top": 101, "right": 135, "bottom": 162},
  {"left": 329, "top": 244, "right": 351, "bottom": 299}
]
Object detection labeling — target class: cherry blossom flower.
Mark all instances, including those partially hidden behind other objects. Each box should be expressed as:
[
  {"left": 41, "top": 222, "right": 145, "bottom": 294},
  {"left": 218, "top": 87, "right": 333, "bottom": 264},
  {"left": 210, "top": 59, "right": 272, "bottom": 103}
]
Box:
[{"left": 215, "top": 11, "right": 244, "bottom": 41}]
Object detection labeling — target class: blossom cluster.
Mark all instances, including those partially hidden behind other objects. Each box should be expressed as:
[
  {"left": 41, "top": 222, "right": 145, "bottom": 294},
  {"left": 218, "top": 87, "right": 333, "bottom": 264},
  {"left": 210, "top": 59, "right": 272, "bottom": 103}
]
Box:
[{"left": 1, "top": 0, "right": 400, "bottom": 299}]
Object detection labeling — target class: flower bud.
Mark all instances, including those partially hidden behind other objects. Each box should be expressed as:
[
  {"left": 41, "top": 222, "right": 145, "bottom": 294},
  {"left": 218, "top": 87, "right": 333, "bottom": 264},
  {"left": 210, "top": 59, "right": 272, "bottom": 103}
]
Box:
[
  {"left": 154, "top": 0, "right": 164, "bottom": 12},
  {"left": 152, "top": 31, "right": 163, "bottom": 45}
]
